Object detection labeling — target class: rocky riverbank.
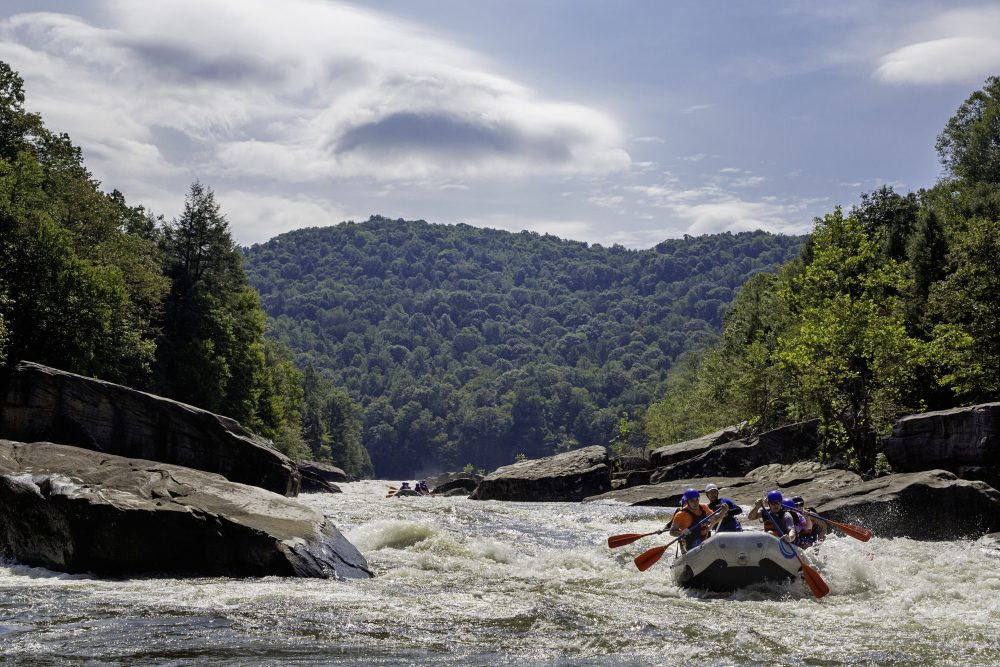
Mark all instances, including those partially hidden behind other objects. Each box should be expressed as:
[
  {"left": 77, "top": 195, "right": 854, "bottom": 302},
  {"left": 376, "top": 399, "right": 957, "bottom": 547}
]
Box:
[
  {"left": 452, "top": 407, "right": 1000, "bottom": 541},
  {"left": 0, "top": 361, "right": 370, "bottom": 579}
]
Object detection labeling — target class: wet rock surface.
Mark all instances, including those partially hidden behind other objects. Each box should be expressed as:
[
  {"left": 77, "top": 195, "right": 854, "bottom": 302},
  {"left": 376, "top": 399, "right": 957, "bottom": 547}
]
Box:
[
  {"left": 1, "top": 361, "right": 299, "bottom": 496},
  {"left": 471, "top": 446, "right": 611, "bottom": 502},
  {"left": 0, "top": 440, "right": 371, "bottom": 578}
]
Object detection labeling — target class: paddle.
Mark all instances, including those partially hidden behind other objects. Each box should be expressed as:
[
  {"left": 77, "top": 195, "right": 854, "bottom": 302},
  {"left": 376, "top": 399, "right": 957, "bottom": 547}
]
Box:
[
  {"left": 633, "top": 507, "right": 724, "bottom": 572},
  {"left": 761, "top": 506, "right": 829, "bottom": 599},
  {"left": 791, "top": 508, "right": 872, "bottom": 542},
  {"left": 607, "top": 528, "right": 667, "bottom": 549}
]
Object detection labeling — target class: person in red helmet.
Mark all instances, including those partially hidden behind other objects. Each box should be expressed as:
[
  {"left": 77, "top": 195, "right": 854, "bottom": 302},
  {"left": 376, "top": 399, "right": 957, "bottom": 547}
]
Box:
[{"left": 669, "top": 488, "right": 727, "bottom": 552}]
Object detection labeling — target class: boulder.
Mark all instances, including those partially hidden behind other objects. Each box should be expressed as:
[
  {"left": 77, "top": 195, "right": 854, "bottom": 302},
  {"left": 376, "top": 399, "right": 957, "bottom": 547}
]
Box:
[
  {"left": 611, "top": 455, "right": 651, "bottom": 472},
  {"left": 882, "top": 403, "right": 1000, "bottom": 485},
  {"left": 298, "top": 460, "right": 352, "bottom": 483},
  {"left": 648, "top": 425, "right": 743, "bottom": 468},
  {"left": 297, "top": 461, "right": 348, "bottom": 493},
  {"left": 470, "top": 446, "right": 611, "bottom": 502},
  {"left": 425, "top": 471, "right": 484, "bottom": 489},
  {"left": 612, "top": 469, "right": 652, "bottom": 489},
  {"left": 436, "top": 487, "right": 472, "bottom": 497},
  {"left": 0, "top": 361, "right": 299, "bottom": 496},
  {"left": 745, "top": 461, "right": 863, "bottom": 491},
  {"left": 587, "top": 464, "right": 862, "bottom": 508},
  {"left": 0, "top": 440, "right": 371, "bottom": 578},
  {"left": 650, "top": 420, "right": 819, "bottom": 483},
  {"left": 812, "top": 470, "right": 1000, "bottom": 540},
  {"left": 433, "top": 477, "right": 479, "bottom": 496},
  {"left": 586, "top": 476, "right": 751, "bottom": 506}
]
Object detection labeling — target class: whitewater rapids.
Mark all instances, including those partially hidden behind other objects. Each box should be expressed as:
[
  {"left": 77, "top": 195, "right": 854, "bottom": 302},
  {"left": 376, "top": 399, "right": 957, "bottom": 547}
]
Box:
[{"left": 1, "top": 480, "right": 998, "bottom": 665}]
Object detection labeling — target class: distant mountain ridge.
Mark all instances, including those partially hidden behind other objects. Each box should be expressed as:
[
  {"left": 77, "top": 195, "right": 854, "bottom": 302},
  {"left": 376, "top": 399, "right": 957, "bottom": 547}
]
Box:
[{"left": 242, "top": 216, "right": 804, "bottom": 476}]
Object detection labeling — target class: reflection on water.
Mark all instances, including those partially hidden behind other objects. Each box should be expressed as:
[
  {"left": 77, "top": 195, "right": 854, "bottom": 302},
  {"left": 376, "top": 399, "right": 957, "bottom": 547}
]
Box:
[{"left": 1, "top": 480, "right": 998, "bottom": 666}]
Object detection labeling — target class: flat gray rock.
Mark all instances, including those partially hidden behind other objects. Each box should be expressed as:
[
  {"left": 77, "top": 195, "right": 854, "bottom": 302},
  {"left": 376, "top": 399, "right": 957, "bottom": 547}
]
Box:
[
  {"left": 811, "top": 469, "right": 1000, "bottom": 540},
  {"left": 470, "top": 446, "right": 610, "bottom": 502},
  {"left": 0, "top": 361, "right": 299, "bottom": 496},
  {"left": 648, "top": 425, "right": 742, "bottom": 468},
  {"left": 650, "top": 420, "right": 819, "bottom": 483},
  {"left": 0, "top": 440, "right": 371, "bottom": 578},
  {"left": 882, "top": 403, "right": 1000, "bottom": 488}
]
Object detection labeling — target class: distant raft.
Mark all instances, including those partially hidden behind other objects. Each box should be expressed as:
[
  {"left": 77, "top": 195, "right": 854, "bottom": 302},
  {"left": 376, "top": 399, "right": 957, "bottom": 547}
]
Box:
[{"left": 669, "top": 531, "right": 815, "bottom": 591}]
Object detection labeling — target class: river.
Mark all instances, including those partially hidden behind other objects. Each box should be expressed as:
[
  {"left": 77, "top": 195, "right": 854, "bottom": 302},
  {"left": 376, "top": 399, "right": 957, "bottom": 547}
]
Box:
[{"left": 2, "top": 480, "right": 998, "bottom": 666}]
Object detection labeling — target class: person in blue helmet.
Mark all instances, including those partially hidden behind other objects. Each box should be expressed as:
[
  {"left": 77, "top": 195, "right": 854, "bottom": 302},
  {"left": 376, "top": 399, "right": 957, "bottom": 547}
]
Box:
[
  {"left": 781, "top": 498, "right": 810, "bottom": 544},
  {"left": 669, "top": 488, "right": 727, "bottom": 552},
  {"left": 788, "top": 495, "right": 826, "bottom": 548},
  {"left": 705, "top": 483, "right": 742, "bottom": 532},
  {"left": 748, "top": 489, "right": 798, "bottom": 542}
]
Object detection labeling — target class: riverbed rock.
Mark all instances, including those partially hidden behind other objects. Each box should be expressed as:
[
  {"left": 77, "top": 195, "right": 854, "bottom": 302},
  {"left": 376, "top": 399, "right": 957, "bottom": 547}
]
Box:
[
  {"left": 882, "top": 403, "right": 1000, "bottom": 487},
  {"left": 612, "top": 469, "right": 652, "bottom": 489},
  {"left": 0, "top": 361, "right": 299, "bottom": 496},
  {"left": 297, "top": 461, "right": 348, "bottom": 493},
  {"left": 470, "top": 446, "right": 611, "bottom": 502},
  {"left": 650, "top": 420, "right": 819, "bottom": 483},
  {"left": 433, "top": 477, "right": 479, "bottom": 496},
  {"left": 648, "top": 425, "right": 743, "bottom": 468},
  {"left": 812, "top": 469, "right": 1000, "bottom": 540},
  {"left": 587, "top": 465, "right": 862, "bottom": 508},
  {"left": 0, "top": 440, "right": 371, "bottom": 578},
  {"left": 745, "top": 461, "right": 864, "bottom": 491},
  {"left": 586, "top": 476, "right": 752, "bottom": 506},
  {"left": 425, "top": 471, "right": 484, "bottom": 490}
]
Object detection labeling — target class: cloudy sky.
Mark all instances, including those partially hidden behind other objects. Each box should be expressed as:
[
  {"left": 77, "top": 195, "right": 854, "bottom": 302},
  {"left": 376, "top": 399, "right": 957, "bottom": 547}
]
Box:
[{"left": 2, "top": 1, "right": 999, "bottom": 247}]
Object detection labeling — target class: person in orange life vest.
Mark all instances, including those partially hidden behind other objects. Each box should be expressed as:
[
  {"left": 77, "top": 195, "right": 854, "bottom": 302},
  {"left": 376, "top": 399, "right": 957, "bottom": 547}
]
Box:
[
  {"left": 748, "top": 489, "right": 798, "bottom": 542},
  {"left": 669, "top": 488, "right": 727, "bottom": 552}
]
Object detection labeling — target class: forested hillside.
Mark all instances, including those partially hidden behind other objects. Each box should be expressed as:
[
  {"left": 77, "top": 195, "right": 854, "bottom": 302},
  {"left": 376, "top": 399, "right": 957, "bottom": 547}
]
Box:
[{"left": 243, "top": 222, "right": 803, "bottom": 476}]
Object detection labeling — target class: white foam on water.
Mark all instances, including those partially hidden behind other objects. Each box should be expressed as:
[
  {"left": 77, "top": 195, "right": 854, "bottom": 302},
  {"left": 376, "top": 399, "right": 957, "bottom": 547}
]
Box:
[{"left": 1, "top": 479, "right": 998, "bottom": 665}]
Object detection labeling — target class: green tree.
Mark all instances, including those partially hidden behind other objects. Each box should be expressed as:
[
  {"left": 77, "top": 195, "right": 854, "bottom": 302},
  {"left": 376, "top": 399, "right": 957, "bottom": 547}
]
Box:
[
  {"left": 777, "top": 208, "right": 925, "bottom": 468},
  {"left": 926, "top": 216, "right": 1000, "bottom": 399},
  {"left": 0, "top": 62, "right": 165, "bottom": 382},
  {"left": 156, "top": 182, "right": 277, "bottom": 433},
  {"left": 936, "top": 76, "right": 1000, "bottom": 185},
  {"left": 301, "top": 364, "right": 372, "bottom": 476}
]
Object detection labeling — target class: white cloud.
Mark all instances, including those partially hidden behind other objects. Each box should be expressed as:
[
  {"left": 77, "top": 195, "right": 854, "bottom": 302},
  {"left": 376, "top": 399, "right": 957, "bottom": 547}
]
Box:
[
  {"left": 219, "top": 190, "right": 350, "bottom": 245},
  {"left": 624, "top": 181, "right": 815, "bottom": 237},
  {"left": 587, "top": 195, "right": 624, "bottom": 208},
  {"left": 731, "top": 175, "right": 766, "bottom": 188},
  {"left": 0, "top": 0, "right": 630, "bottom": 194},
  {"left": 876, "top": 7, "right": 1000, "bottom": 85},
  {"left": 683, "top": 103, "right": 715, "bottom": 114}
]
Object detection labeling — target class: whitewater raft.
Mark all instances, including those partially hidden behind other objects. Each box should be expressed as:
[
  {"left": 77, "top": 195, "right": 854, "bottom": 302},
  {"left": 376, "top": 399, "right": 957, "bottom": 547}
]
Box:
[{"left": 669, "top": 531, "right": 813, "bottom": 590}]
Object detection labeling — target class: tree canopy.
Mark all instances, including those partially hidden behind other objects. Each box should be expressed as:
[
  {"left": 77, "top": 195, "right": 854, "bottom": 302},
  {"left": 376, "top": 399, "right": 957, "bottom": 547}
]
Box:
[{"left": 243, "top": 221, "right": 803, "bottom": 476}]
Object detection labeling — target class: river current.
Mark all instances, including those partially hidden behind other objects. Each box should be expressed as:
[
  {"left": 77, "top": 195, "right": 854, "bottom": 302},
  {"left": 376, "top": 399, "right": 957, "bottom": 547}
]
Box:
[{"left": 1, "top": 480, "right": 998, "bottom": 666}]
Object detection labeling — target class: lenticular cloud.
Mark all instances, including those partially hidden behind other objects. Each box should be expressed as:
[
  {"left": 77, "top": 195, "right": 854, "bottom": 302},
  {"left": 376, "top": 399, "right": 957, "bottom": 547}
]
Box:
[{"left": 0, "top": 0, "right": 630, "bottom": 183}]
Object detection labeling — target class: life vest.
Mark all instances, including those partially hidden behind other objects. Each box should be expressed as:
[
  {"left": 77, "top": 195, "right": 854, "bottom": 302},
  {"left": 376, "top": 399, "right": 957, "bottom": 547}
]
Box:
[
  {"left": 763, "top": 506, "right": 793, "bottom": 536},
  {"left": 675, "top": 505, "right": 711, "bottom": 548}
]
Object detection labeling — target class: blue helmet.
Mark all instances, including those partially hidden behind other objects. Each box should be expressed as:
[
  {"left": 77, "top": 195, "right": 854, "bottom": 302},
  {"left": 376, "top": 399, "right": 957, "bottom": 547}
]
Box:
[
  {"left": 766, "top": 490, "right": 783, "bottom": 504},
  {"left": 681, "top": 488, "right": 700, "bottom": 503},
  {"left": 782, "top": 499, "right": 796, "bottom": 508}
]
